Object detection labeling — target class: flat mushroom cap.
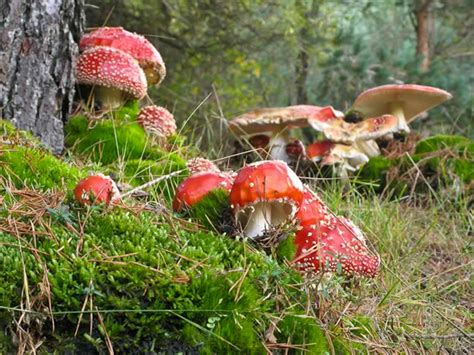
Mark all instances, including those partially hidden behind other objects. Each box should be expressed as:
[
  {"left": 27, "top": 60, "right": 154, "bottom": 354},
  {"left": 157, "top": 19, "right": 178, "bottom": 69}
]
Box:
[
  {"left": 173, "top": 171, "right": 234, "bottom": 212},
  {"left": 229, "top": 105, "right": 343, "bottom": 136},
  {"left": 352, "top": 84, "right": 453, "bottom": 123},
  {"left": 292, "top": 216, "right": 380, "bottom": 277},
  {"left": 80, "top": 27, "right": 166, "bottom": 86},
  {"left": 230, "top": 160, "right": 304, "bottom": 213},
  {"left": 76, "top": 46, "right": 147, "bottom": 100},
  {"left": 137, "top": 105, "right": 176, "bottom": 137},
  {"left": 74, "top": 173, "right": 121, "bottom": 206}
]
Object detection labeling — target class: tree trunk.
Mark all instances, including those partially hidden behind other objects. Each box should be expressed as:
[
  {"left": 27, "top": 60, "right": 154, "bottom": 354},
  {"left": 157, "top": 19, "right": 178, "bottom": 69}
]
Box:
[
  {"left": 0, "top": 0, "right": 84, "bottom": 153},
  {"left": 295, "top": 46, "right": 309, "bottom": 104},
  {"left": 415, "top": 0, "right": 433, "bottom": 72}
]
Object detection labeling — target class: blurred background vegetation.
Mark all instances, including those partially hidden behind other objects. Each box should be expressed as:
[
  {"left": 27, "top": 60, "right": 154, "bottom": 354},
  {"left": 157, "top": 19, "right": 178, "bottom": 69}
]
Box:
[{"left": 86, "top": 0, "right": 473, "bottom": 153}]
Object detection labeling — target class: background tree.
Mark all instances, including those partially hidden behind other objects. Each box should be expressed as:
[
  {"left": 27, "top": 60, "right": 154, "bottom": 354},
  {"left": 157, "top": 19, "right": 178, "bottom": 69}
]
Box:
[{"left": 0, "top": 0, "right": 84, "bottom": 153}]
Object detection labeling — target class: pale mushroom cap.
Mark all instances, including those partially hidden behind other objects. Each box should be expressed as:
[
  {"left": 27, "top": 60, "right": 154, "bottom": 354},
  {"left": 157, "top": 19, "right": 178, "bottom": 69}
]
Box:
[
  {"left": 322, "top": 144, "right": 369, "bottom": 170},
  {"left": 76, "top": 46, "right": 147, "bottom": 100},
  {"left": 137, "top": 105, "right": 176, "bottom": 137},
  {"left": 352, "top": 84, "right": 453, "bottom": 123},
  {"left": 229, "top": 105, "right": 343, "bottom": 136},
  {"left": 80, "top": 27, "right": 166, "bottom": 86}
]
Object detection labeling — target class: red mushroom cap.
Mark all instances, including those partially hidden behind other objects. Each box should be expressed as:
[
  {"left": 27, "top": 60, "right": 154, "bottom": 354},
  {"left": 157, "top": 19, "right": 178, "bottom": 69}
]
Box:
[
  {"left": 74, "top": 174, "right": 121, "bottom": 206},
  {"left": 173, "top": 171, "right": 234, "bottom": 212},
  {"left": 292, "top": 216, "right": 380, "bottom": 277},
  {"left": 80, "top": 27, "right": 166, "bottom": 86},
  {"left": 137, "top": 105, "right": 177, "bottom": 137},
  {"left": 295, "top": 188, "right": 334, "bottom": 227},
  {"left": 186, "top": 157, "right": 220, "bottom": 175},
  {"left": 285, "top": 140, "right": 306, "bottom": 160},
  {"left": 306, "top": 140, "right": 334, "bottom": 161},
  {"left": 76, "top": 46, "right": 147, "bottom": 100},
  {"left": 230, "top": 160, "right": 304, "bottom": 238}
]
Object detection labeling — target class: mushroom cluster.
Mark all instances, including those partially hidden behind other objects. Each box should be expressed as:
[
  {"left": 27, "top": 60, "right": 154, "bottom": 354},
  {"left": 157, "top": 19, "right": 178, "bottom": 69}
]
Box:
[
  {"left": 230, "top": 84, "right": 452, "bottom": 177},
  {"left": 76, "top": 27, "right": 166, "bottom": 109},
  {"left": 173, "top": 159, "right": 380, "bottom": 278}
]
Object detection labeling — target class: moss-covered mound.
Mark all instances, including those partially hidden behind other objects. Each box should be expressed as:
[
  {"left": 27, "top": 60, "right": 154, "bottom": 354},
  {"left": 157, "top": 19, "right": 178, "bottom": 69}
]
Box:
[
  {"left": 1, "top": 121, "right": 357, "bottom": 353},
  {"left": 358, "top": 134, "right": 474, "bottom": 194}
]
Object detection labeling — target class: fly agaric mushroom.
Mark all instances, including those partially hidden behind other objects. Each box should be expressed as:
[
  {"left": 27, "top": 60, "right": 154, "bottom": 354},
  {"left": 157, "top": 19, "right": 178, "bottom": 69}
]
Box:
[
  {"left": 321, "top": 144, "right": 369, "bottom": 177},
  {"left": 230, "top": 160, "right": 304, "bottom": 238},
  {"left": 292, "top": 216, "right": 380, "bottom": 277},
  {"left": 74, "top": 173, "right": 121, "bottom": 206},
  {"left": 137, "top": 105, "right": 177, "bottom": 138},
  {"left": 186, "top": 157, "right": 220, "bottom": 175},
  {"left": 76, "top": 46, "right": 147, "bottom": 109},
  {"left": 295, "top": 188, "right": 334, "bottom": 227},
  {"left": 173, "top": 171, "right": 234, "bottom": 212},
  {"left": 306, "top": 140, "right": 334, "bottom": 162},
  {"left": 285, "top": 140, "right": 306, "bottom": 161},
  {"left": 229, "top": 105, "right": 343, "bottom": 162},
  {"left": 80, "top": 27, "right": 166, "bottom": 86},
  {"left": 351, "top": 84, "right": 453, "bottom": 133}
]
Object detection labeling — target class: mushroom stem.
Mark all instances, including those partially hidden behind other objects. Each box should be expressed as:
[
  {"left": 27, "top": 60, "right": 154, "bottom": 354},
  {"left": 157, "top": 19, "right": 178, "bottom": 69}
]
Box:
[
  {"left": 269, "top": 130, "right": 291, "bottom": 162},
  {"left": 242, "top": 203, "right": 272, "bottom": 239},
  {"left": 389, "top": 103, "right": 410, "bottom": 133},
  {"left": 93, "top": 86, "right": 125, "bottom": 109}
]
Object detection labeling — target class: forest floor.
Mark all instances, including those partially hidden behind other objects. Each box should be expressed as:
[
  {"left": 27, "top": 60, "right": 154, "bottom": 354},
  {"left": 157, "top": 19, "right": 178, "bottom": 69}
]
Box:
[{"left": 0, "top": 115, "right": 472, "bottom": 353}]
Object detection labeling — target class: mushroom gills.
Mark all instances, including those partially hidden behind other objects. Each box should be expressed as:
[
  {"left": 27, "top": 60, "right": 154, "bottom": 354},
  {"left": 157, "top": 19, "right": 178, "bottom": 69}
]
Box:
[{"left": 237, "top": 201, "right": 295, "bottom": 239}]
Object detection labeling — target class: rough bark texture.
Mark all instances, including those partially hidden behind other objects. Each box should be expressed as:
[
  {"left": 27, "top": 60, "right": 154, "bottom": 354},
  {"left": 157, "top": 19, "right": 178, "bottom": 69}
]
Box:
[
  {"left": 0, "top": 0, "right": 84, "bottom": 153},
  {"left": 415, "top": 0, "right": 433, "bottom": 72}
]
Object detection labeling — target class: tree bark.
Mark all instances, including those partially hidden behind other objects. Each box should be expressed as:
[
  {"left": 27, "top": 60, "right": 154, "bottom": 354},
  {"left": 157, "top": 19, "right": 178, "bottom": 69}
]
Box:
[
  {"left": 415, "top": 0, "right": 433, "bottom": 72},
  {"left": 0, "top": 0, "right": 84, "bottom": 153},
  {"left": 295, "top": 46, "right": 309, "bottom": 104}
]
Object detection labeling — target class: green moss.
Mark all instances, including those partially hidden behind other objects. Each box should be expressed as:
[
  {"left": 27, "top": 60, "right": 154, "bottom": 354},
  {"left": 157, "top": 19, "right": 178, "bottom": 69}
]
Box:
[
  {"left": 415, "top": 134, "right": 474, "bottom": 156},
  {"left": 0, "top": 145, "right": 84, "bottom": 191},
  {"left": 65, "top": 114, "right": 152, "bottom": 165},
  {"left": 121, "top": 157, "right": 186, "bottom": 202},
  {"left": 275, "top": 234, "right": 297, "bottom": 263},
  {"left": 277, "top": 314, "right": 329, "bottom": 353},
  {"left": 186, "top": 189, "right": 232, "bottom": 230},
  {"left": 64, "top": 105, "right": 190, "bottom": 166}
]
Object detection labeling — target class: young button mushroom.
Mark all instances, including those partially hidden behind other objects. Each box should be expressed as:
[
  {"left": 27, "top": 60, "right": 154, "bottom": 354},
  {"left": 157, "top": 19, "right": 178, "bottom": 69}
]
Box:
[
  {"left": 74, "top": 174, "right": 121, "bottom": 206},
  {"left": 173, "top": 172, "right": 234, "bottom": 212},
  {"left": 351, "top": 84, "right": 453, "bottom": 133},
  {"left": 186, "top": 157, "right": 220, "bottom": 175},
  {"left": 137, "top": 105, "right": 176, "bottom": 138},
  {"left": 229, "top": 160, "right": 304, "bottom": 239},
  {"left": 229, "top": 105, "right": 342, "bottom": 162},
  {"left": 292, "top": 216, "right": 380, "bottom": 278},
  {"left": 80, "top": 27, "right": 166, "bottom": 86},
  {"left": 76, "top": 46, "right": 147, "bottom": 109}
]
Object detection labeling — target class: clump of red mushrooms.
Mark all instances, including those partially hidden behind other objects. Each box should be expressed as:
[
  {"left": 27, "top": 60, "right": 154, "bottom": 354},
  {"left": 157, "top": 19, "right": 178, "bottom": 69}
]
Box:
[
  {"left": 172, "top": 160, "right": 380, "bottom": 278},
  {"left": 76, "top": 27, "right": 166, "bottom": 109}
]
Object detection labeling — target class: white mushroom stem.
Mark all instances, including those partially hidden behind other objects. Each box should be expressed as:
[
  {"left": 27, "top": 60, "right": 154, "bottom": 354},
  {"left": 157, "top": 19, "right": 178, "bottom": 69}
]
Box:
[
  {"left": 269, "top": 130, "right": 291, "bottom": 162},
  {"left": 238, "top": 201, "right": 294, "bottom": 239},
  {"left": 94, "top": 87, "right": 125, "bottom": 109},
  {"left": 355, "top": 140, "right": 380, "bottom": 158},
  {"left": 388, "top": 102, "right": 410, "bottom": 133}
]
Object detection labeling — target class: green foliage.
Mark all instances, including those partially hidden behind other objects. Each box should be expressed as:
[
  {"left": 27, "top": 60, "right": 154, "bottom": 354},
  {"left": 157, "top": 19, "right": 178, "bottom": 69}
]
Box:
[{"left": 415, "top": 135, "right": 474, "bottom": 156}]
